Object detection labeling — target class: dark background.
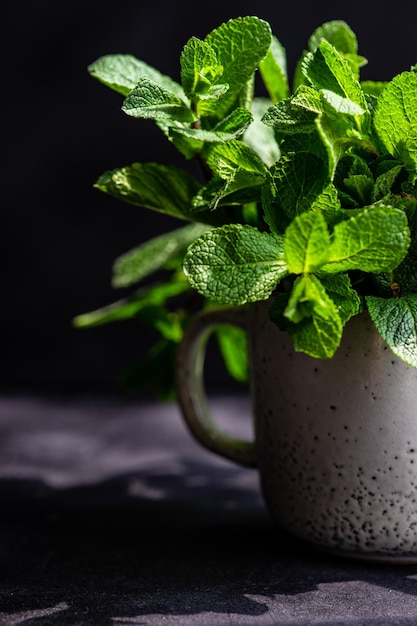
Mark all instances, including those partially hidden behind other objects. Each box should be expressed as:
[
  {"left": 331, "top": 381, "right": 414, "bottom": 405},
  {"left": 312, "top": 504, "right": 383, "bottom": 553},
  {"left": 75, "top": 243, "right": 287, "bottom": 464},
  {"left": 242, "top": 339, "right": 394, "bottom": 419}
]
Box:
[{"left": 3, "top": 1, "right": 417, "bottom": 395}]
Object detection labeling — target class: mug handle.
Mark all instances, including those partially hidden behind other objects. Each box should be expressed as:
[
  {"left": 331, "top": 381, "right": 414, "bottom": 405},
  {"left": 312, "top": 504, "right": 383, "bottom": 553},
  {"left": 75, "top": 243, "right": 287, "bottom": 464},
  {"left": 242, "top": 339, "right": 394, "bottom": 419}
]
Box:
[{"left": 175, "top": 305, "right": 257, "bottom": 468}]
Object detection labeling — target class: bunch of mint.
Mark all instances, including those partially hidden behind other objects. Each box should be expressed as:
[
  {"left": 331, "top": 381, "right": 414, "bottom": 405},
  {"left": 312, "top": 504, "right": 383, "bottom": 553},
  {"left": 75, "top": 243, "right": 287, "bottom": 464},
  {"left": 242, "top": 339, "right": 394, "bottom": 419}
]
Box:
[{"left": 74, "top": 16, "right": 417, "bottom": 398}]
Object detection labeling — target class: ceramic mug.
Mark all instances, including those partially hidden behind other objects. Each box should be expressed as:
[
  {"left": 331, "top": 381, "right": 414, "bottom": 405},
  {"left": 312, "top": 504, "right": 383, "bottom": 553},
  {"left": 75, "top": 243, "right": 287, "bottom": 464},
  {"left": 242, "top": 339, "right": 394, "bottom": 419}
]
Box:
[{"left": 176, "top": 300, "right": 417, "bottom": 562}]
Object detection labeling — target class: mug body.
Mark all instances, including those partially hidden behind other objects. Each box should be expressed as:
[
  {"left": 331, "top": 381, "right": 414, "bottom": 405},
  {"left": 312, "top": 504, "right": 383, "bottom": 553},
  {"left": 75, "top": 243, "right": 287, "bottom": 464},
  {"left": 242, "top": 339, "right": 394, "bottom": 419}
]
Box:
[{"left": 248, "top": 301, "right": 417, "bottom": 561}]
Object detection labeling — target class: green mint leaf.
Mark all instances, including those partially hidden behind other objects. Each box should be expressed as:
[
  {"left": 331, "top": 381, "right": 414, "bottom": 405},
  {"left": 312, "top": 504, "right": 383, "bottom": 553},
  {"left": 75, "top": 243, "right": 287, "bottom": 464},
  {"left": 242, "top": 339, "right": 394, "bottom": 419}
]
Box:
[
  {"left": 302, "top": 40, "right": 368, "bottom": 114},
  {"left": 315, "top": 104, "right": 368, "bottom": 177},
  {"left": 343, "top": 174, "right": 373, "bottom": 205},
  {"left": 165, "top": 129, "right": 203, "bottom": 160},
  {"left": 262, "top": 152, "right": 329, "bottom": 232},
  {"left": 284, "top": 211, "right": 331, "bottom": 274},
  {"left": 373, "top": 71, "right": 417, "bottom": 183},
  {"left": 190, "top": 173, "right": 263, "bottom": 213},
  {"left": 308, "top": 20, "right": 358, "bottom": 56},
  {"left": 170, "top": 107, "right": 253, "bottom": 143},
  {"left": 216, "top": 324, "right": 249, "bottom": 383},
  {"left": 321, "top": 90, "right": 366, "bottom": 116},
  {"left": 180, "top": 37, "right": 225, "bottom": 101},
  {"left": 122, "top": 77, "right": 196, "bottom": 123},
  {"left": 88, "top": 54, "right": 184, "bottom": 98},
  {"left": 194, "top": 169, "right": 264, "bottom": 211},
  {"left": 204, "top": 140, "right": 268, "bottom": 179},
  {"left": 284, "top": 274, "right": 335, "bottom": 323},
  {"left": 202, "top": 16, "right": 272, "bottom": 118},
  {"left": 244, "top": 98, "right": 281, "bottom": 167},
  {"left": 183, "top": 224, "right": 287, "bottom": 304},
  {"left": 259, "top": 35, "right": 289, "bottom": 103},
  {"left": 112, "top": 223, "right": 210, "bottom": 288},
  {"left": 308, "top": 20, "right": 366, "bottom": 78},
  {"left": 310, "top": 183, "right": 343, "bottom": 226},
  {"left": 372, "top": 163, "right": 404, "bottom": 202},
  {"left": 95, "top": 163, "right": 203, "bottom": 221},
  {"left": 262, "top": 98, "right": 319, "bottom": 134},
  {"left": 334, "top": 153, "right": 374, "bottom": 205},
  {"left": 291, "top": 85, "right": 323, "bottom": 113},
  {"left": 366, "top": 295, "right": 417, "bottom": 368},
  {"left": 324, "top": 206, "right": 410, "bottom": 273},
  {"left": 320, "top": 274, "right": 361, "bottom": 324},
  {"left": 193, "top": 138, "right": 267, "bottom": 210},
  {"left": 72, "top": 280, "right": 189, "bottom": 329},
  {"left": 281, "top": 274, "right": 343, "bottom": 358},
  {"left": 390, "top": 197, "right": 417, "bottom": 294}
]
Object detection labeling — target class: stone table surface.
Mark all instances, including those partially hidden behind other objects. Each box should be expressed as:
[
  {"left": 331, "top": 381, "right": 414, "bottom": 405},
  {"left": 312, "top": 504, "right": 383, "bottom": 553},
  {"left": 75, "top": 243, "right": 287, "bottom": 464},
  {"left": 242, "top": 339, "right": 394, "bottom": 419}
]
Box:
[{"left": 1, "top": 392, "right": 417, "bottom": 625}]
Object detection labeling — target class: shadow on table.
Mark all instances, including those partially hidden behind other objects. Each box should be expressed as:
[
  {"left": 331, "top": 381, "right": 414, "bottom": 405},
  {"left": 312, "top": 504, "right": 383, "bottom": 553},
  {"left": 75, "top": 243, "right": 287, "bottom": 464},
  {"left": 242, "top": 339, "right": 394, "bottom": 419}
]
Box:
[{"left": 1, "top": 461, "right": 417, "bottom": 625}]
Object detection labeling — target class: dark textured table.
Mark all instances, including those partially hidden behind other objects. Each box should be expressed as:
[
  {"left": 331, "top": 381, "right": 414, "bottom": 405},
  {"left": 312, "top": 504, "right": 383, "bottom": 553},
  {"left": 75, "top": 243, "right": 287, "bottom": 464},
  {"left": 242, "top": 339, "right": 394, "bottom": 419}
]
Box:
[{"left": 1, "top": 392, "right": 417, "bottom": 625}]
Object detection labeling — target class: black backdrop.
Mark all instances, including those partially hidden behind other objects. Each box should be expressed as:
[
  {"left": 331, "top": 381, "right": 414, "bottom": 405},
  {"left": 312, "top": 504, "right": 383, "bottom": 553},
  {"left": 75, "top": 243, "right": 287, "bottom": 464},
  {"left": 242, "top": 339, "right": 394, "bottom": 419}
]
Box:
[{"left": 3, "top": 1, "right": 417, "bottom": 394}]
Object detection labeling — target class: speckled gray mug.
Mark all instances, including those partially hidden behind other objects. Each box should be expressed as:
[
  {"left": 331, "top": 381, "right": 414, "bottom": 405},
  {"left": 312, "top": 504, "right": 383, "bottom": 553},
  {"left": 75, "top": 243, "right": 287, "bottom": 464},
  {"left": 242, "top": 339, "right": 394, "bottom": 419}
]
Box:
[{"left": 176, "top": 300, "right": 417, "bottom": 562}]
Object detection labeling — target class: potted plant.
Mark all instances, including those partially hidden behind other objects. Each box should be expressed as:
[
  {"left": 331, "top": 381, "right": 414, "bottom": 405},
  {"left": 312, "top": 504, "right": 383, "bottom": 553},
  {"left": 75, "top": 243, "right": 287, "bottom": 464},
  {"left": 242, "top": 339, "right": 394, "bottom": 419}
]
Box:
[{"left": 75, "top": 16, "right": 417, "bottom": 561}]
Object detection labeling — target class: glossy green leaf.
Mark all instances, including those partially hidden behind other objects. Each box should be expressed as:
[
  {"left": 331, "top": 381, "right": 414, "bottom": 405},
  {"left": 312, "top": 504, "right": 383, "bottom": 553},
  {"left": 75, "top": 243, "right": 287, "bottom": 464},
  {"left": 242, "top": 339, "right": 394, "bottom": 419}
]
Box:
[
  {"left": 183, "top": 224, "right": 287, "bottom": 304},
  {"left": 259, "top": 35, "right": 289, "bottom": 103},
  {"left": 324, "top": 206, "right": 410, "bottom": 273},
  {"left": 180, "top": 37, "right": 225, "bottom": 101},
  {"left": 366, "top": 295, "right": 417, "bottom": 367},
  {"left": 374, "top": 71, "right": 417, "bottom": 183},
  {"left": 112, "top": 223, "right": 210, "bottom": 288},
  {"left": 122, "top": 77, "right": 196, "bottom": 123},
  {"left": 95, "top": 163, "right": 202, "bottom": 221},
  {"left": 88, "top": 54, "right": 184, "bottom": 97},
  {"left": 284, "top": 211, "right": 331, "bottom": 274}
]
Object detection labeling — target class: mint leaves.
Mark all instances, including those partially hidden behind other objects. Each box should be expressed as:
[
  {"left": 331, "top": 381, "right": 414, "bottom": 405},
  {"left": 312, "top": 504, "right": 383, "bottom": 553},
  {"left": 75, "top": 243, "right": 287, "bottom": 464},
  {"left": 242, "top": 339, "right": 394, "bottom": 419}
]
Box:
[{"left": 78, "top": 16, "right": 417, "bottom": 397}]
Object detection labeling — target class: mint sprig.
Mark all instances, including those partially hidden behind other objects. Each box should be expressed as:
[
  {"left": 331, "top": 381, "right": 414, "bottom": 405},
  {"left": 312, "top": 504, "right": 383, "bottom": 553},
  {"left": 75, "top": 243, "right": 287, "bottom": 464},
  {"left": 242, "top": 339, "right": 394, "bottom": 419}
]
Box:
[{"left": 76, "top": 16, "right": 417, "bottom": 397}]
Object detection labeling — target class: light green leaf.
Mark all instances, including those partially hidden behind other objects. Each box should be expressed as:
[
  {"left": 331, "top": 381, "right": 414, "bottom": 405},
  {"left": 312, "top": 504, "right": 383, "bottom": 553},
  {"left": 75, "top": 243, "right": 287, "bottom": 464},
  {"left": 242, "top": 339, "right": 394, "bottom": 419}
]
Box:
[
  {"left": 315, "top": 103, "right": 367, "bottom": 176},
  {"left": 259, "top": 35, "right": 289, "bottom": 103},
  {"left": 321, "top": 90, "right": 366, "bottom": 116},
  {"left": 122, "top": 77, "right": 196, "bottom": 123},
  {"left": 284, "top": 274, "right": 334, "bottom": 323},
  {"left": 291, "top": 85, "right": 323, "bottom": 113},
  {"left": 216, "top": 324, "right": 249, "bottom": 383},
  {"left": 204, "top": 140, "right": 268, "bottom": 179},
  {"left": 183, "top": 224, "right": 287, "bottom": 304},
  {"left": 202, "top": 16, "right": 272, "bottom": 118},
  {"left": 366, "top": 295, "right": 417, "bottom": 368},
  {"left": 373, "top": 71, "right": 417, "bottom": 183},
  {"left": 112, "top": 223, "right": 210, "bottom": 288},
  {"left": 310, "top": 183, "right": 343, "bottom": 226},
  {"left": 180, "top": 37, "right": 224, "bottom": 100},
  {"left": 324, "top": 206, "right": 410, "bottom": 273},
  {"left": 262, "top": 98, "right": 319, "bottom": 134},
  {"left": 94, "top": 163, "right": 203, "bottom": 221},
  {"left": 88, "top": 54, "right": 185, "bottom": 98},
  {"left": 169, "top": 107, "right": 252, "bottom": 142},
  {"left": 284, "top": 211, "right": 330, "bottom": 274},
  {"left": 320, "top": 274, "right": 361, "bottom": 324},
  {"left": 389, "top": 197, "right": 417, "bottom": 294},
  {"left": 282, "top": 274, "right": 343, "bottom": 358},
  {"left": 308, "top": 20, "right": 359, "bottom": 56},
  {"left": 195, "top": 136, "right": 267, "bottom": 210},
  {"left": 302, "top": 40, "right": 368, "bottom": 114}
]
